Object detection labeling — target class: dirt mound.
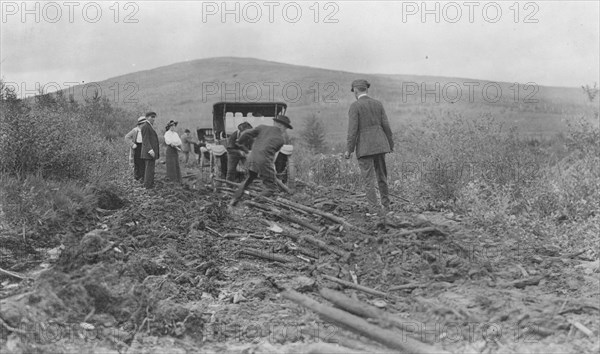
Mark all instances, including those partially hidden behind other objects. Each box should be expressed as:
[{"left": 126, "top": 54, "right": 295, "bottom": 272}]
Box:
[
  {"left": 94, "top": 188, "right": 126, "bottom": 210},
  {"left": 57, "top": 229, "right": 123, "bottom": 272}
]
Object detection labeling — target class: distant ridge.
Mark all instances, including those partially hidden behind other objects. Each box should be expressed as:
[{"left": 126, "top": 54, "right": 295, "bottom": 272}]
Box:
[{"left": 64, "top": 57, "right": 594, "bottom": 139}]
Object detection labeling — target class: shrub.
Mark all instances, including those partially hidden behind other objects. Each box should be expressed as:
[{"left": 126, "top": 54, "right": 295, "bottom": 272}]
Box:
[
  {"left": 536, "top": 118, "right": 600, "bottom": 220},
  {"left": 455, "top": 115, "right": 599, "bottom": 234},
  {"left": 1, "top": 105, "right": 114, "bottom": 180},
  {"left": 293, "top": 147, "right": 361, "bottom": 187},
  {"left": 0, "top": 81, "right": 135, "bottom": 182},
  {"left": 393, "top": 111, "right": 546, "bottom": 201},
  {"left": 300, "top": 113, "right": 328, "bottom": 154},
  {"left": 0, "top": 80, "right": 135, "bottom": 245}
]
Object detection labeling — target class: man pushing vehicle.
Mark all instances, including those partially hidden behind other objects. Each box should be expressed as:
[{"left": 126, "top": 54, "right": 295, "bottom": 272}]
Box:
[{"left": 229, "top": 115, "right": 293, "bottom": 206}]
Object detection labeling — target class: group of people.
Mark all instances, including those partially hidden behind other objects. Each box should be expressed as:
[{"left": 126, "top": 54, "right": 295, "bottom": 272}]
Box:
[
  {"left": 223, "top": 77, "right": 393, "bottom": 227},
  {"left": 124, "top": 111, "right": 188, "bottom": 188},
  {"left": 123, "top": 79, "right": 393, "bottom": 227}
]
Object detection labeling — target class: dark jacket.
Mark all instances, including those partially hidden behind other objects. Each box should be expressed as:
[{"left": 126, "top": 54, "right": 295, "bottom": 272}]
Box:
[
  {"left": 228, "top": 129, "right": 254, "bottom": 153},
  {"left": 237, "top": 125, "right": 284, "bottom": 178},
  {"left": 346, "top": 95, "right": 394, "bottom": 158},
  {"left": 140, "top": 122, "right": 159, "bottom": 160}
]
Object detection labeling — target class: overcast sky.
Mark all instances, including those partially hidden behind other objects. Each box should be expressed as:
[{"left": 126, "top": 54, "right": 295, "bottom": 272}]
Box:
[{"left": 1, "top": 1, "right": 599, "bottom": 91}]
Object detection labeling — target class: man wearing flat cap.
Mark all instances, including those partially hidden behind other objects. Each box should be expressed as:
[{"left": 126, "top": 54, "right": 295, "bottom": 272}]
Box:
[
  {"left": 230, "top": 115, "right": 293, "bottom": 206},
  {"left": 345, "top": 79, "right": 394, "bottom": 226},
  {"left": 141, "top": 111, "right": 159, "bottom": 189}
]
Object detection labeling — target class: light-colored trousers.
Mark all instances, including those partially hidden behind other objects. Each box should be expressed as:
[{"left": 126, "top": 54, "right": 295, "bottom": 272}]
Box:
[{"left": 358, "top": 153, "right": 390, "bottom": 213}]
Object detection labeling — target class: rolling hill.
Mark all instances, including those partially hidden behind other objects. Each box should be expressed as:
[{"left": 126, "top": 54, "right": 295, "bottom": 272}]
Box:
[{"left": 66, "top": 57, "right": 597, "bottom": 141}]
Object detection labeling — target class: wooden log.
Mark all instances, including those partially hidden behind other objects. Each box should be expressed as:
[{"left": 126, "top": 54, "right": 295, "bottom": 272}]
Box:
[
  {"left": 0, "top": 291, "right": 35, "bottom": 303},
  {"left": 239, "top": 248, "right": 295, "bottom": 263},
  {"left": 246, "top": 201, "right": 271, "bottom": 211},
  {"left": 216, "top": 177, "right": 290, "bottom": 194},
  {"left": 214, "top": 178, "right": 239, "bottom": 188},
  {"left": 295, "top": 245, "right": 320, "bottom": 259},
  {"left": 217, "top": 186, "right": 235, "bottom": 193},
  {"left": 389, "top": 192, "right": 411, "bottom": 203},
  {"left": 276, "top": 197, "right": 366, "bottom": 233},
  {"left": 336, "top": 187, "right": 411, "bottom": 203},
  {"left": 282, "top": 289, "right": 449, "bottom": 354},
  {"left": 246, "top": 201, "right": 322, "bottom": 233},
  {"left": 562, "top": 249, "right": 586, "bottom": 259},
  {"left": 567, "top": 319, "right": 594, "bottom": 338},
  {"left": 260, "top": 196, "right": 313, "bottom": 217},
  {"left": 321, "top": 275, "right": 387, "bottom": 297},
  {"left": 301, "top": 343, "right": 370, "bottom": 354},
  {"left": 280, "top": 232, "right": 349, "bottom": 259},
  {"left": 264, "top": 204, "right": 321, "bottom": 232},
  {"left": 221, "top": 233, "right": 253, "bottom": 239},
  {"left": 395, "top": 227, "right": 442, "bottom": 237},
  {"left": 558, "top": 301, "right": 600, "bottom": 315},
  {"left": 506, "top": 275, "right": 546, "bottom": 289},
  {"left": 389, "top": 282, "right": 432, "bottom": 291},
  {"left": 541, "top": 249, "right": 587, "bottom": 262},
  {"left": 301, "top": 235, "right": 348, "bottom": 259},
  {"left": 0, "top": 317, "right": 28, "bottom": 335},
  {"left": 0, "top": 267, "right": 30, "bottom": 281},
  {"left": 280, "top": 213, "right": 322, "bottom": 233},
  {"left": 319, "top": 288, "right": 430, "bottom": 337},
  {"left": 205, "top": 226, "right": 224, "bottom": 238}
]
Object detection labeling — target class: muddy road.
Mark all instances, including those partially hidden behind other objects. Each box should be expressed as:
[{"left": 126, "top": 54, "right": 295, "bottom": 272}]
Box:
[{"left": 1, "top": 168, "right": 598, "bottom": 354}]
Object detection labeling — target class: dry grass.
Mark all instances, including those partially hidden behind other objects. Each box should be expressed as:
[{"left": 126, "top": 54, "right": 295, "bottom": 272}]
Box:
[{"left": 293, "top": 111, "right": 599, "bottom": 247}]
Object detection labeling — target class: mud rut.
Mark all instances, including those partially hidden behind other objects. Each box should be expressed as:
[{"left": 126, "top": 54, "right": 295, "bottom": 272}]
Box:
[{"left": 1, "top": 169, "right": 598, "bottom": 354}]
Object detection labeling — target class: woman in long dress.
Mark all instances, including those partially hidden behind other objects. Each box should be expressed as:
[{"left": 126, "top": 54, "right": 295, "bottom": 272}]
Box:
[{"left": 164, "top": 120, "right": 182, "bottom": 183}]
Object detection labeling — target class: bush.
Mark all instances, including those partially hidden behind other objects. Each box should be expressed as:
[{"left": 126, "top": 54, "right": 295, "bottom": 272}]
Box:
[
  {"left": 0, "top": 80, "right": 135, "bottom": 245},
  {"left": 535, "top": 118, "right": 600, "bottom": 220},
  {"left": 393, "top": 111, "right": 546, "bottom": 201},
  {"left": 454, "top": 115, "right": 599, "bottom": 239},
  {"left": 0, "top": 81, "right": 134, "bottom": 182}
]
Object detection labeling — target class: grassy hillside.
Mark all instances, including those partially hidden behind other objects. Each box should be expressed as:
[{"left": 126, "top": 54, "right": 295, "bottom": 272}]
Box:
[{"left": 67, "top": 57, "right": 597, "bottom": 141}]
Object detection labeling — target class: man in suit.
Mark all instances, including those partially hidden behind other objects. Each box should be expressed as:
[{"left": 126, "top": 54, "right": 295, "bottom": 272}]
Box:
[
  {"left": 226, "top": 122, "right": 253, "bottom": 182},
  {"left": 140, "top": 111, "right": 160, "bottom": 189},
  {"left": 124, "top": 116, "right": 147, "bottom": 182},
  {"left": 229, "top": 115, "right": 293, "bottom": 206},
  {"left": 344, "top": 79, "right": 394, "bottom": 226}
]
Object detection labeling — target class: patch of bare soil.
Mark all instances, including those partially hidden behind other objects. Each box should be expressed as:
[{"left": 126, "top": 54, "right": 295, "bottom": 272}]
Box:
[{"left": 1, "top": 169, "right": 598, "bottom": 353}]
